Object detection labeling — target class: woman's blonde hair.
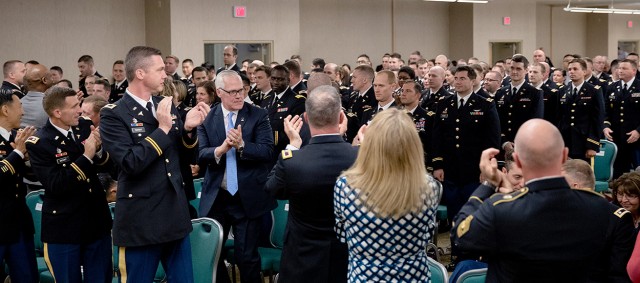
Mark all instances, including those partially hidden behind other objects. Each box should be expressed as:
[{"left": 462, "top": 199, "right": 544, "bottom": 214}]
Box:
[
  {"left": 342, "top": 108, "right": 431, "bottom": 218},
  {"left": 159, "top": 78, "right": 176, "bottom": 98}
]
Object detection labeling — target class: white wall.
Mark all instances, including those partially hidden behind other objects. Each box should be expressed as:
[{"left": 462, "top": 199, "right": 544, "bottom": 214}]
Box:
[
  {"left": 0, "top": 0, "right": 145, "bottom": 84},
  {"left": 550, "top": 6, "right": 587, "bottom": 68}
]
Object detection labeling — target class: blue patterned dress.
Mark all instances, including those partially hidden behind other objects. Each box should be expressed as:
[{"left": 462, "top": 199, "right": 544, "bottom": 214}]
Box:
[{"left": 334, "top": 175, "right": 441, "bottom": 282}]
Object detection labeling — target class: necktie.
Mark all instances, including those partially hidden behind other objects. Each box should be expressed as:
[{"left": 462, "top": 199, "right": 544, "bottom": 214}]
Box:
[
  {"left": 67, "top": 131, "right": 75, "bottom": 142},
  {"left": 459, "top": 98, "right": 464, "bottom": 109},
  {"left": 623, "top": 83, "right": 629, "bottom": 96},
  {"left": 146, "top": 101, "right": 155, "bottom": 117},
  {"left": 226, "top": 112, "right": 238, "bottom": 195},
  {"left": 512, "top": 87, "right": 517, "bottom": 95},
  {"left": 572, "top": 87, "right": 578, "bottom": 98}
]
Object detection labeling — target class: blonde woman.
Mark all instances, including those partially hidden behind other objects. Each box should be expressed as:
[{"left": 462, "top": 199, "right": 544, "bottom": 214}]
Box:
[{"left": 334, "top": 108, "right": 441, "bottom": 282}]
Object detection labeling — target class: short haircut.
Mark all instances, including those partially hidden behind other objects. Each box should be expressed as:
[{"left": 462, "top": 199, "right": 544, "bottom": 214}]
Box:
[
  {"left": 3, "top": 60, "right": 23, "bottom": 77},
  {"left": 125, "top": 46, "right": 162, "bottom": 82},
  {"left": 113, "top": 60, "right": 124, "bottom": 67},
  {"left": 376, "top": 70, "right": 397, "bottom": 85},
  {"left": 26, "top": 60, "right": 39, "bottom": 65},
  {"left": 78, "top": 55, "right": 94, "bottom": 64},
  {"left": 312, "top": 58, "right": 326, "bottom": 69},
  {"left": 239, "top": 73, "right": 250, "bottom": 86},
  {"left": 417, "top": 58, "right": 428, "bottom": 65},
  {"left": 192, "top": 66, "right": 207, "bottom": 75},
  {"left": 562, "top": 159, "right": 595, "bottom": 189},
  {"left": 215, "top": 70, "right": 241, "bottom": 90},
  {"left": 0, "top": 89, "right": 15, "bottom": 108},
  {"left": 629, "top": 52, "right": 639, "bottom": 57},
  {"left": 271, "top": 65, "right": 290, "bottom": 76},
  {"left": 358, "top": 54, "right": 370, "bottom": 61},
  {"left": 43, "top": 86, "right": 77, "bottom": 116},
  {"left": 411, "top": 51, "right": 421, "bottom": 56},
  {"left": 403, "top": 80, "right": 422, "bottom": 94},
  {"left": 225, "top": 45, "right": 238, "bottom": 56},
  {"left": 390, "top": 52, "right": 402, "bottom": 59},
  {"left": 454, "top": 65, "right": 477, "bottom": 80},
  {"left": 610, "top": 59, "right": 620, "bottom": 69},
  {"left": 306, "top": 85, "right": 341, "bottom": 128},
  {"left": 563, "top": 54, "right": 575, "bottom": 59},
  {"left": 57, "top": 79, "right": 73, "bottom": 88},
  {"left": 495, "top": 59, "right": 505, "bottom": 65},
  {"left": 511, "top": 54, "right": 529, "bottom": 68},
  {"left": 290, "top": 54, "right": 302, "bottom": 61},
  {"left": 50, "top": 66, "right": 63, "bottom": 75},
  {"left": 584, "top": 57, "right": 593, "bottom": 64},
  {"left": 283, "top": 60, "right": 302, "bottom": 77},
  {"left": 254, "top": 65, "right": 272, "bottom": 77},
  {"left": 470, "top": 64, "right": 484, "bottom": 78},
  {"left": 398, "top": 66, "right": 416, "bottom": 80},
  {"left": 531, "top": 62, "right": 546, "bottom": 74},
  {"left": 200, "top": 62, "right": 215, "bottom": 72},
  {"left": 182, "top": 59, "right": 194, "bottom": 65},
  {"left": 354, "top": 65, "right": 375, "bottom": 82},
  {"left": 621, "top": 59, "right": 638, "bottom": 70},
  {"left": 569, "top": 58, "right": 587, "bottom": 70},
  {"left": 83, "top": 95, "right": 108, "bottom": 114},
  {"left": 242, "top": 59, "right": 251, "bottom": 65},
  {"left": 94, "top": 79, "right": 111, "bottom": 91},
  {"left": 165, "top": 55, "right": 179, "bottom": 64}
]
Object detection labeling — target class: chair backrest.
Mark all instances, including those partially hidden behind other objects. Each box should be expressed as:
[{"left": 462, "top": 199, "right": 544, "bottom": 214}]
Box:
[
  {"left": 190, "top": 217, "right": 224, "bottom": 283},
  {"left": 270, "top": 200, "right": 289, "bottom": 249},
  {"left": 594, "top": 140, "right": 617, "bottom": 182},
  {"left": 190, "top": 178, "right": 204, "bottom": 214},
  {"left": 25, "top": 189, "right": 45, "bottom": 254},
  {"left": 427, "top": 256, "right": 448, "bottom": 283},
  {"left": 456, "top": 268, "right": 487, "bottom": 283}
]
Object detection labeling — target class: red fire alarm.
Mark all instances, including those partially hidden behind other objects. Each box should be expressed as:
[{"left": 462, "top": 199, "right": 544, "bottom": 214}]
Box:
[
  {"left": 233, "top": 6, "right": 246, "bottom": 18},
  {"left": 628, "top": 20, "right": 633, "bottom": 28},
  {"left": 503, "top": 17, "right": 511, "bottom": 25}
]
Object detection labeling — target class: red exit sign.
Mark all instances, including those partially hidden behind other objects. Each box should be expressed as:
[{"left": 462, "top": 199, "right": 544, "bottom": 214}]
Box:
[{"left": 234, "top": 6, "right": 246, "bottom": 18}]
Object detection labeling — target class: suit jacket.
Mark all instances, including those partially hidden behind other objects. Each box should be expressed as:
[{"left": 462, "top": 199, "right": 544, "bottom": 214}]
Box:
[
  {"left": 216, "top": 64, "right": 241, "bottom": 75},
  {"left": 0, "top": 130, "right": 34, "bottom": 243},
  {"left": 495, "top": 83, "right": 544, "bottom": 144},
  {"left": 453, "top": 177, "right": 633, "bottom": 283},
  {"left": 26, "top": 119, "right": 112, "bottom": 244},
  {"left": 100, "top": 94, "right": 196, "bottom": 246},
  {"left": 604, "top": 79, "right": 640, "bottom": 149},
  {"left": 558, "top": 82, "right": 605, "bottom": 156},
  {"left": 264, "top": 135, "right": 356, "bottom": 283},
  {"left": 197, "top": 102, "right": 276, "bottom": 218},
  {"left": 432, "top": 93, "right": 500, "bottom": 185},
  {"left": 261, "top": 88, "right": 306, "bottom": 156},
  {"left": 109, "top": 80, "right": 128, "bottom": 103}
]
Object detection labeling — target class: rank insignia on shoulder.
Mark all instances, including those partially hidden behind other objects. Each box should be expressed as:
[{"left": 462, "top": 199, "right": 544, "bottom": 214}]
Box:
[
  {"left": 427, "top": 111, "right": 435, "bottom": 116},
  {"left": 614, "top": 207, "right": 630, "bottom": 218},
  {"left": 26, "top": 136, "right": 39, "bottom": 144},
  {"left": 551, "top": 89, "right": 557, "bottom": 92},
  {"left": 456, "top": 215, "right": 473, "bottom": 238},
  {"left": 486, "top": 98, "right": 494, "bottom": 103},
  {"left": 295, "top": 95, "right": 306, "bottom": 99},
  {"left": 281, "top": 150, "right": 293, "bottom": 160},
  {"left": 594, "top": 85, "right": 601, "bottom": 89},
  {"left": 104, "top": 104, "right": 117, "bottom": 109},
  {"left": 493, "top": 187, "right": 529, "bottom": 206}
]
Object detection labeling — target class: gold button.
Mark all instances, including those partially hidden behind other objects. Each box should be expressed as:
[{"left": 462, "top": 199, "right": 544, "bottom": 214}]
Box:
[
  {"left": 621, "top": 113, "right": 624, "bottom": 116},
  {"left": 571, "top": 110, "right": 575, "bottom": 112},
  {"left": 62, "top": 164, "right": 66, "bottom": 167},
  {"left": 53, "top": 210, "right": 57, "bottom": 214},
  {"left": 138, "top": 134, "right": 142, "bottom": 137},
  {"left": 621, "top": 107, "right": 624, "bottom": 110},
  {"left": 165, "top": 159, "right": 170, "bottom": 163},
  {"left": 507, "top": 120, "right": 511, "bottom": 124},
  {"left": 86, "top": 178, "right": 90, "bottom": 182},
  {"left": 510, "top": 105, "right": 513, "bottom": 108},
  {"left": 455, "top": 136, "right": 459, "bottom": 139},
  {"left": 15, "top": 194, "right": 18, "bottom": 198},
  {"left": 456, "top": 144, "right": 460, "bottom": 148},
  {"left": 508, "top": 113, "right": 511, "bottom": 116},
  {"left": 167, "top": 173, "right": 172, "bottom": 177},
  {"left": 571, "top": 116, "right": 574, "bottom": 119},
  {"left": 16, "top": 184, "right": 19, "bottom": 188},
  {"left": 622, "top": 101, "right": 625, "bottom": 104},
  {"left": 571, "top": 123, "right": 574, "bottom": 126},
  {"left": 573, "top": 103, "right": 576, "bottom": 106},
  {"left": 456, "top": 119, "right": 459, "bottom": 122},
  {"left": 621, "top": 119, "right": 624, "bottom": 122},
  {"left": 89, "top": 189, "right": 92, "bottom": 193},
  {"left": 455, "top": 128, "right": 459, "bottom": 131}
]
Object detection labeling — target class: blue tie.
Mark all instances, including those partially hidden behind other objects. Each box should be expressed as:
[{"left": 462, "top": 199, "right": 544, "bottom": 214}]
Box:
[{"left": 226, "top": 112, "right": 238, "bottom": 195}]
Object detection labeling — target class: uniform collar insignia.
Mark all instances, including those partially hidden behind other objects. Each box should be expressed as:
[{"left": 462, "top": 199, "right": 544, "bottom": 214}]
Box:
[{"left": 138, "top": 111, "right": 144, "bottom": 116}]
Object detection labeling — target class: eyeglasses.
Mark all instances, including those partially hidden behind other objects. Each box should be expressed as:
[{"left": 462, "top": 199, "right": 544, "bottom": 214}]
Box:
[
  {"left": 617, "top": 193, "right": 639, "bottom": 200},
  {"left": 218, "top": 88, "right": 244, "bottom": 97}
]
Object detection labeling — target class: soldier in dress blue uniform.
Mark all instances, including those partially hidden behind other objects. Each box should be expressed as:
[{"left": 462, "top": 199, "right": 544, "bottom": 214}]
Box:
[
  {"left": 1, "top": 60, "right": 26, "bottom": 99},
  {"left": 494, "top": 55, "right": 544, "bottom": 149},
  {"left": 77, "top": 55, "right": 102, "bottom": 97},
  {"left": 529, "top": 62, "right": 561, "bottom": 126},
  {"left": 420, "top": 66, "right": 452, "bottom": 111},
  {"left": 100, "top": 46, "right": 209, "bottom": 282},
  {"left": 283, "top": 60, "right": 308, "bottom": 98},
  {"left": 558, "top": 58, "right": 605, "bottom": 161},
  {"left": 400, "top": 80, "right": 434, "bottom": 170},
  {"left": 358, "top": 71, "right": 398, "bottom": 127},
  {"left": 0, "top": 89, "right": 38, "bottom": 283},
  {"left": 604, "top": 59, "right": 640, "bottom": 178},
  {"left": 431, "top": 65, "right": 501, "bottom": 222},
  {"left": 26, "top": 87, "right": 112, "bottom": 283},
  {"left": 109, "top": 60, "right": 128, "bottom": 103},
  {"left": 262, "top": 65, "right": 305, "bottom": 158},
  {"left": 345, "top": 65, "right": 377, "bottom": 142},
  {"left": 586, "top": 57, "right": 609, "bottom": 97}
]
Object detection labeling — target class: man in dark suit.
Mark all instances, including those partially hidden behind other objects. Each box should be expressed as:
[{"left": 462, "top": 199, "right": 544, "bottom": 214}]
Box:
[
  {"left": 432, "top": 65, "right": 501, "bottom": 221},
  {"left": 0, "top": 89, "right": 38, "bottom": 283},
  {"left": 198, "top": 70, "right": 275, "bottom": 283},
  {"left": 2, "top": 60, "right": 26, "bottom": 99},
  {"left": 265, "top": 85, "right": 355, "bottom": 283},
  {"left": 216, "top": 45, "right": 242, "bottom": 74},
  {"left": 558, "top": 58, "right": 605, "bottom": 161},
  {"left": 26, "top": 87, "right": 112, "bottom": 283},
  {"left": 604, "top": 59, "right": 640, "bottom": 178},
  {"left": 109, "top": 60, "right": 127, "bottom": 103},
  {"left": 100, "top": 46, "right": 209, "bottom": 282},
  {"left": 260, "top": 65, "right": 305, "bottom": 158},
  {"left": 452, "top": 119, "right": 632, "bottom": 282},
  {"left": 494, "top": 54, "right": 544, "bottom": 149}
]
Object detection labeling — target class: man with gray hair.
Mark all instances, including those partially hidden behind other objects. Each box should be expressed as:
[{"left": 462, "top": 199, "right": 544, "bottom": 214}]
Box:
[{"left": 265, "top": 85, "right": 355, "bottom": 283}]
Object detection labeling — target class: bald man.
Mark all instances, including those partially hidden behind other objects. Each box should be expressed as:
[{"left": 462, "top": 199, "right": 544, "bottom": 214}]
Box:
[
  {"left": 419, "top": 66, "right": 451, "bottom": 112},
  {"left": 452, "top": 119, "right": 633, "bottom": 282},
  {"left": 21, "top": 64, "right": 54, "bottom": 130}
]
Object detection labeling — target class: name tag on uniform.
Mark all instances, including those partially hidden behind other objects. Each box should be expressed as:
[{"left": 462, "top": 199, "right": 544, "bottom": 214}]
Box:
[
  {"left": 581, "top": 96, "right": 591, "bottom": 100},
  {"left": 56, "top": 156, "right": 70, "bottom": 164},
  {"left": 470, "top": 110, "right": 484, "bottom": 116},
  {"left": 632, "top": 93, "right": 640, "bottom": 97},
  {"left": 132, "top": 127, "right": 146, "bottom": 134},
  {"left": 519, "top": 98, "right": 531, "bottom": 102},
  {"left": 277, "top": 107, "right": 288, "bottom": 113}
]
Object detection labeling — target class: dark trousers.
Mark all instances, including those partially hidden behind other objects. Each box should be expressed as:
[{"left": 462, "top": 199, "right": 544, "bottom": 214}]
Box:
[
  {"left": 118, "top": 236, "right": 193, "bottom": 283},
  {"left": 44, "top": 234, "right": 112, "bottom": 283},
  {"left": 208, "top": 189, "right": 263, "bottom": 283},
  {"left": 442, "top": 181, "right": 480, "bottom": 222},
  {"left": 614, "top": 143, "right": 640, "bottom": 179},
  {"left": 0, "top": 232, "right": 38, "bottom": 283}
]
